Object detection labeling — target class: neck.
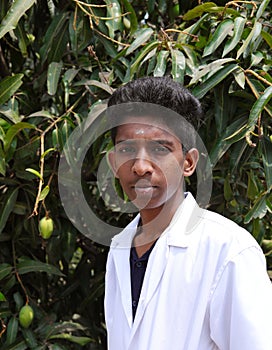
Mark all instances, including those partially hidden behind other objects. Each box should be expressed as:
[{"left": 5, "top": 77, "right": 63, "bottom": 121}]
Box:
[{"left": 138, "top": 191, "right": 184, "bottom": 241}]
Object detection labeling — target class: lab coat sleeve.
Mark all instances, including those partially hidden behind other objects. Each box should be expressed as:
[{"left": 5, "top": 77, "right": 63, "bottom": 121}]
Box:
[{"left": 210, "top": 246, "right": 272, "bottom": 350}]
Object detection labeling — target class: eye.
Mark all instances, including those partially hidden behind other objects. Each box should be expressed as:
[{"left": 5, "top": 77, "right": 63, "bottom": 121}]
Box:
[
  {"left": 116, "top": 145, "right": 136, "bottom": 154},
  {"left": 154, "top": 146, "right": 168, "bottom": 152},
  {"left": 150, "top": 144, "right": 170, "bottom": 154}
]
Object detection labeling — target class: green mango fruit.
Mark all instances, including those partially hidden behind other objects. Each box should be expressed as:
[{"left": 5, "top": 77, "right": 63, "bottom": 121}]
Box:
[
  {"left": 19, "top": 305, "right": 34, "bottom": 328},
  {"left": 39, "top": 216, "right": 54, "bottom": 239}
]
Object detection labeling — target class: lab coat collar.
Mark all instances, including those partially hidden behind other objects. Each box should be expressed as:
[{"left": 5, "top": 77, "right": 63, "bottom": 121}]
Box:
[
  {"left": 111, "top": 192, "right": 204, "bottom": 249},
  {"left": 166, "top": 192, "right": 204, "bottom": 248},
  {"left": 111, "top": 214, "right": 140, "bottom": 249}
]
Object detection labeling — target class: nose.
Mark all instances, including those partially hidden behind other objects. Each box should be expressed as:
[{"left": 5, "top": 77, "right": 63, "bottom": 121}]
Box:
[{"left": 132, "top": 155, "right": 153, "bottom": 176}]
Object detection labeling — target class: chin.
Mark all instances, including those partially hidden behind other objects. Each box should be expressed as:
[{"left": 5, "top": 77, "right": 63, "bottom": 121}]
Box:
[{"left": 131, "top": 198, "right": 166, "bottom": 211}]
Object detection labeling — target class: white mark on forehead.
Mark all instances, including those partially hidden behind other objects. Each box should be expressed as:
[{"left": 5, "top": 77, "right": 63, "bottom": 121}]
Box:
[{"left": 135, "top": 128, "right": 145, "bottom": 135}]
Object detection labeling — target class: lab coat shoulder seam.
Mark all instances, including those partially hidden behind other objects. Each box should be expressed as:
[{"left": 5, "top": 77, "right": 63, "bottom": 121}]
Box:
[{"left": 209, "top": 245, "right": 262, "bottom": 299}]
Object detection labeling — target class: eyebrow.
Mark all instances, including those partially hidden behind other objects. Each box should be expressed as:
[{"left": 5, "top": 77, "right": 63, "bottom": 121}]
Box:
[{"left": 115, "top": 139, "right": 176, "bottom": 147}]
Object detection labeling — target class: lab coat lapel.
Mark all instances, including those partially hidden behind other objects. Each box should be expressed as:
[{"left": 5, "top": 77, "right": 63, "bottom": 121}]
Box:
[
  {"left": 110, "top": 215, "right": 140, "bottom": 328},
  {"left": 130, "top": 233, "right": 169, "bottom": 338},
  {"left": 112, "top": 246, "right": 133, "bottom": 327}
]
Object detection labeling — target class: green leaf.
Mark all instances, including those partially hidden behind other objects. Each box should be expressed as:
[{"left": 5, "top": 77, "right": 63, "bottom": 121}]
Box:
[
  {"left": 41, "top": 148, "right": 55, "bottom": 159},
  {"left": 0, "top": 74, "right": 24, "bottom": 106},
  {"left": 236, "top": 21, "right": 262, "bottom": 59},
  {"left": 46, "top": 321, "right": 86, "bottom": 336},
  {"left": 52, "top": 127, "right": 63, "bottom": 150},
  {"left": 203, "top": 19, "right": 234, "bottom": 57},
  {"left": 6, "top": 316, "right": 19, "bottom": 346},
  {"left": 126, "top": 28, "right": 153, "bottom": 55},
  {"left": 14, "top": 20, "right": 29, "bottom": 57},
  {"left": 171, "top": 49, "right": 185, "bottom": 84},
  {"left": 229, "top": 140, "right": 247, "bottom": 172},
  {"left": 0, "top": 99, "right": 22, "bottom": 123},
  {"left": 213, "top": 84, "right": 229, "bottom": 135},
  {"left": 49, "top": 334, "right": 93, "bottom": 346},
  {"left": 223, "top": 17, "right": 246, "bottom": 57},
  {"left": 262, "top": 137, "right": 272, "bottom": 191},
  {"left": 192, "top": 63, "right": 238, "bottom": 99},
  {"left": 183, "top": 3, "right": 239, "bottom": 20},
  {"left": 224, "top": 175, "right": 233, "bottom": 201},
  {"left": 17, "top": 258, "right": 64, "bottom": 276},
  {"left": 12, "top": 202, "right": 28, "bottom": 216},
  {"left": 0, "top": 291, "right": 6, "bottom": 301},
  {"left": 256, "top": 0, "right": 270, "bottom": 20},
  {"left": 47, "top": 61, "right": 63, "bottom": 96},
  {"left": 247, "top": 85, "right": 272, "bottom": 129},
  {"left": 27, "top": 110, "right": 55, "bottom": 119},
  {"left": 63, "top": 69, "right": 79, "bottom": 84},
  {"left": 21, "top": 329, "right": 38, "bottom": 348},
  {"left": 232, "top": 67, "right": 245, "bottom": 89},
  {"left": 250, "top": 51, "right": 264, "bottom": 68},
  {"left": 0, "top": 187, "right": 18, "bottom": 234},
  {"left": 96, "top": 35, "right": 118, "bottom": 58},
  {"left": 25, "top": 168, "right": 42, "bottom": 180},
  {"left": 267, "top": 197, "right": 272, "bottom": 214},
  {"left": 40, "top": 12, "right": 69, "bottom": 64},
  {"left": 120, "top": 0, "right": 138, "bottom": 34},
  {"left": 153, "top": 50, "right": 169, "bottom": 77},
  {"left": 130, "top": 41, "right": 160, "bottom": 77},
  {"left": 61, "top": 119, "right": 70, "bottom": 147},
  {"left": 261, "top": 30, "right": 272, "bottom": 49},
  {"left": 13, "top": 292, "right": 23, "bottom": 311},
  {"left": 0, "top": 144, "right": 5, "bottom": 175},
  {"left": 0, "top": 340, "right": 27, "bottom": 350},
  {"left": 105, "top": 0, "right": 122, "bottom": 38},
  {"left": 179, "top": 13, "right": 210, "bottom": 43},
  {"left": 0, "top": 0, "right": 35, "bottom": 39},
  {"left": 244, "top": 194, "right": 267, "bottom": 224},
  {"left": 74, "top": 79, "right": 113, "bottom": 95},
  {"left": 2, "top": 275, "right": 16, "bottom": 295},
  {"left": 39, "top": 185, "right": 50, "bottom": 201},
  {"left": 4, "top": 122, "right": 36, "bottom": 153},
  {"left": 48, "top": 23, "right": 69, "bottom": 64},
  {"left": 189, "top": 58, "right": 235, "bottom": 85},
  {"left": 209, "top": 117, "right": 247, "bottom": 167},
  {"left": 247, "top": 171, "right": 259, "bottom": 200},
  {"left": 183, "top": 2, "right": 217, "bottom": 20},
  {"left": 47, "top": 346, "right": 67, "bottom": 350},
  {"left": 143, "top": 47, "right": 157, "bottom": 66},
  {"left": 182, "top": 45, "right": 198, "bottom": 68},
  {"left": 145, "top": 53, "right": 155, "bottom": 75},
  {"left": 0, "top": 263, "right": 13, "bottom": 280}
]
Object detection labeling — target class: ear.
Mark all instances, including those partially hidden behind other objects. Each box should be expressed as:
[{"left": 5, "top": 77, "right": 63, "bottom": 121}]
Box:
[
  {"left": 107, "top": 151, "right": 119, "bottom": 178},
  {"left": 183, "top": 148, "right": 199, "bottom": 177}
]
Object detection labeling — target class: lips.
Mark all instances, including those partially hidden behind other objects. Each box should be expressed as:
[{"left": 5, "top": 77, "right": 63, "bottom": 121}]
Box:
[
  {"left": 132, "top": 180, "right": 157, "bottom": 194},
  {"left": 133, "top": 180, "right": 155, "bottom": 188}
]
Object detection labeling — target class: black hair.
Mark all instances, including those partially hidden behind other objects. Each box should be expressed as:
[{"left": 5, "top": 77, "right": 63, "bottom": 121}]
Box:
[{"left": 107, "top": 76, "right": 203, "bottom": 146}]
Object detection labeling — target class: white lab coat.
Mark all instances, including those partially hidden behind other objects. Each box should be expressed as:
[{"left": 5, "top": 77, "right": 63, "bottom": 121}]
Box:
[{"left": 104, "top": 193, "right": 272, "bottom": 350}]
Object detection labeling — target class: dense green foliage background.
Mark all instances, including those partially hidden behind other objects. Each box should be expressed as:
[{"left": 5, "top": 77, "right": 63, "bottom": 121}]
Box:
[{"left": 0, "top": 0, "right": 271, "bottom": 348}]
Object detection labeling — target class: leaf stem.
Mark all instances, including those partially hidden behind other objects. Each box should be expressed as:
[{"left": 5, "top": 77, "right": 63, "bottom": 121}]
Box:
[
  {"left": 29, "top": 91, "right": 88, "bottom": 217},
  {"left": 245, "top": 69, "right": 272, "bottom": 87},
  {"left": 12, "top": 240, "right": 29, "bottom": 305}
]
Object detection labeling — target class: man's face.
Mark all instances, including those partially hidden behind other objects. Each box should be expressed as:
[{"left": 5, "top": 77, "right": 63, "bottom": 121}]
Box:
[{"left": 108, "top": 116, "right": 198, "bottom": 211}]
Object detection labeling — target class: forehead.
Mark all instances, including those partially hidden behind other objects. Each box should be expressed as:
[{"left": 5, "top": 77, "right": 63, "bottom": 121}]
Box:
[{"left": 115, "top": 116, "right": 180, "bottom": 142}]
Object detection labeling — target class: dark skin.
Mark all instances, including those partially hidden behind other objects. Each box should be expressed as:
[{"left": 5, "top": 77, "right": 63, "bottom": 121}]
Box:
[{"left": 109, "top": 116, "right": 198, "bottom": 257}]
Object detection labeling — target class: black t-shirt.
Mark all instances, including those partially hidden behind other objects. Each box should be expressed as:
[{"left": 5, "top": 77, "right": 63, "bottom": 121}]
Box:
[{"left": 130, "top": 240, "right": 157, "bottom": 320}]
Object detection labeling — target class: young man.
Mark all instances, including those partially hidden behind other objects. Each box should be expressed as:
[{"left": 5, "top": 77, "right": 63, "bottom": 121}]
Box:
[{"left": 104, "top": 77, "right": 272, "bottom": 350}]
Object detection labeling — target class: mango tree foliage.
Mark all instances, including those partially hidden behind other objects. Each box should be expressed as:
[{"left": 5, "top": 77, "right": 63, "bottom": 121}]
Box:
[{"left": 0, "top": 0, "right": 271, "bottom": 348}]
